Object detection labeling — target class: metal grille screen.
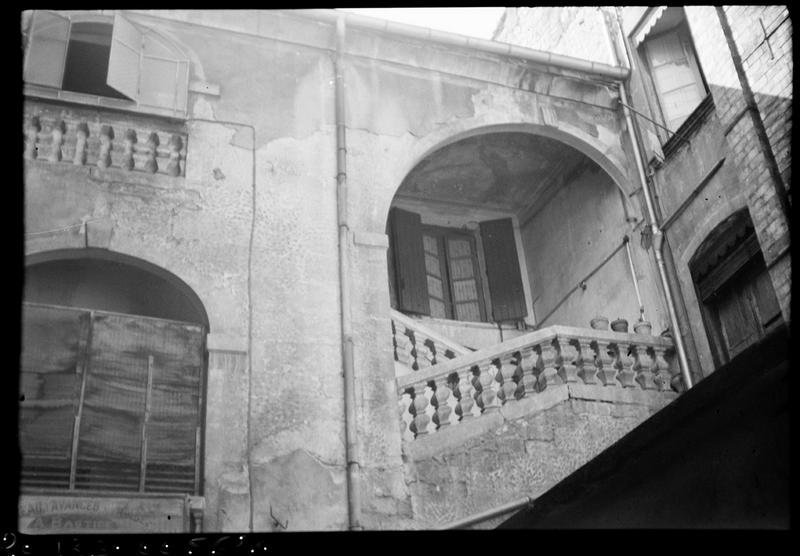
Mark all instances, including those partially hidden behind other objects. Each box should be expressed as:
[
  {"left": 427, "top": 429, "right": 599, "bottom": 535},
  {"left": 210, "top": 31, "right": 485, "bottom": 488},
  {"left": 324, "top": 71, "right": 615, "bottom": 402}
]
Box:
[{"left": 19, "top": 303, "right": 204, "bottom": 494}]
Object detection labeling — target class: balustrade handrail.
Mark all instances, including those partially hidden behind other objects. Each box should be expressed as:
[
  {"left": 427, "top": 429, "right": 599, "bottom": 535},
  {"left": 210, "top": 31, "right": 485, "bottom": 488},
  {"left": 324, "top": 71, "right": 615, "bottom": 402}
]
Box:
[
  {"left": 396, "top": 324, "right": 674, "bottom": 392},
  {"left": 390, "top": 309, "right": 471, "bottom": 358}
]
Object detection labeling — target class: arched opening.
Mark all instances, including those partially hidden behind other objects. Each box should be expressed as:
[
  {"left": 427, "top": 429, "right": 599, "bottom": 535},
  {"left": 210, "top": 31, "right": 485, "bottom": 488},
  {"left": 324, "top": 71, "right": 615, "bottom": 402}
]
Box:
[
  {"left": 20, "top": 250, "right": 208, "bottom": 496},
  {"left": 387, "top": 131, "right": 642, "bottom": 350},
  {"left": 689, "top": 209, "right": 784, "bottom": 367}
]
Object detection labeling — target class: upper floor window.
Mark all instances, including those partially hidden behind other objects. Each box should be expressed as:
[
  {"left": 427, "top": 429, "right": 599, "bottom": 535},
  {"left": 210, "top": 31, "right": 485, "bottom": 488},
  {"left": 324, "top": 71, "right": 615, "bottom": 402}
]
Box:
[
  {"left": 635, "top": 7, "right": 708, "bottom": 133},
  {"left": 23, "top": 11, "right": 189, "bottom": 117}
]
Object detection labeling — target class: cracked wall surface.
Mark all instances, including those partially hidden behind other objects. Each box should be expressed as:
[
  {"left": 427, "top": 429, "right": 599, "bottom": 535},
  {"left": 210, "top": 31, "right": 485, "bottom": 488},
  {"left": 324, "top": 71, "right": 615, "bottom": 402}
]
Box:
[{"left": 22, "top": 9, "right": 649, "bottom": 532}]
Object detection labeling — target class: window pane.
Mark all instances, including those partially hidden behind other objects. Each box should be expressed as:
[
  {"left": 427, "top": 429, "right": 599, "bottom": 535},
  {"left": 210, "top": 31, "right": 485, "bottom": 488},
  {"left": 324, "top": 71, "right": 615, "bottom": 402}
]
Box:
[
  {"left": 429, "top": 298, "right": 447, "bottom": 319},
  {"left": 427, "top": 275, "right": 444, "bottom": 300},
  {"left": 423, "top": 235, "right": 439, "bottom": 254},
  {"left": 449, "top": 258, "right": 476, "bottom": 280},
  {"left": 425, "top": 253, "right": 441, "bottom": 277},
  {"left": 447, "top": 238, "right": 472, "bottom": 258},
  {"left": 455, "top": 302, "right": 482, "bottom": 322},
  {"left": 451, "top": 279, "right": 479, "bottom": 302}
]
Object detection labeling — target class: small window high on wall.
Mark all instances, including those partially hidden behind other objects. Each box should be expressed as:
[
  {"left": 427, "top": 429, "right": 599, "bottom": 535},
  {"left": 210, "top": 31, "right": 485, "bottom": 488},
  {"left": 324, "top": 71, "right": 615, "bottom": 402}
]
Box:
[
  {"left": 23, "top": 11, "right": 189, "bottom": 115},
  {"left": 387, "top": 207, "right": 528, "bottom": 324},
  {"left": 690, "top": 211, "right": 785, "bottom": 367},
  {"left": 635, "top": 7, "right": 709, "bottom": 134}
]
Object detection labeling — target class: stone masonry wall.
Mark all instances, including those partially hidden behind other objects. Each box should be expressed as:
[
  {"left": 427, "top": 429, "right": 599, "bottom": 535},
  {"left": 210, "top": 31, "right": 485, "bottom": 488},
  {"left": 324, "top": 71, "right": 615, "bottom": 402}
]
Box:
[
  {"left": 403, "top": 383, "right": 676, "bottom": 528},
  {"left": 685, "top": 6, "right": 791, "bottom": 324},
  {"left": 494, "top": 7, "right": 615, "bottom": 66}
]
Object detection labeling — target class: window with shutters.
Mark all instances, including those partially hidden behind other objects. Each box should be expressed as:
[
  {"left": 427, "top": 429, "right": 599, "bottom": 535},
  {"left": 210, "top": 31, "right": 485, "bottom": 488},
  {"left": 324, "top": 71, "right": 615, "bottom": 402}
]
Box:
[
  {"left": 690, "top": 212, "right": 785, "bottom": 367},
  {"left": 388, "top": 207, "right": 528, "bottom": 324},
  {"left": 23, "top": 11, "right": 189, "bottom": 117},
  {"left": 636, "top": 8, "right": 709, "bottom": 135},
  {"left": 19, "top": 303, "right": 205, "bottom": 495}
]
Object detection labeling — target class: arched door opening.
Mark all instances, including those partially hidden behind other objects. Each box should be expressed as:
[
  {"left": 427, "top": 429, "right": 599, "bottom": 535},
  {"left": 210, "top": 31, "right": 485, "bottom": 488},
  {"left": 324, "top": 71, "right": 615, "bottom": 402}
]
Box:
[
  {"left": 20, "top": 250, "right": 208, "bottom": 496},
  {"left": 387, "top": 131, "right": 638, "bottom": 350},
  {"left": 689, "top": 210, "right": 785, "bottom": 367}
]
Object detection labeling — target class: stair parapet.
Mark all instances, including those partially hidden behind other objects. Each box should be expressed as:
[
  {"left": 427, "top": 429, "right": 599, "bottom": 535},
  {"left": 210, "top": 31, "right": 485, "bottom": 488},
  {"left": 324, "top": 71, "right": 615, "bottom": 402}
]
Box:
[
  {"left": 391, "top": 309, "right": 471, "bottom": 375},
  {"left": 397, "top": 325, "right": 680, "bottom": 440}
]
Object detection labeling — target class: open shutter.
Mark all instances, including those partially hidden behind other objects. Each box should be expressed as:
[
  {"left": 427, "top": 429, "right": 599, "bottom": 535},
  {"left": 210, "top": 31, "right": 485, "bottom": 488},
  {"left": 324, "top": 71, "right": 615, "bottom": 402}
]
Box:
[
  {"left": 480, "top": 218, "right": 528, "bottom": 322},
  {"left": 23, "top": 10, "right": 71, "bottom": 88},
  {"left": 139, "top": 32, "right": 189, "bottom": 113},
  {"left": 389, "top": 208, "right": 430, "bottom": 315},
  {"left": 106, "top": 12, "right": 142, "bottom": 100}
]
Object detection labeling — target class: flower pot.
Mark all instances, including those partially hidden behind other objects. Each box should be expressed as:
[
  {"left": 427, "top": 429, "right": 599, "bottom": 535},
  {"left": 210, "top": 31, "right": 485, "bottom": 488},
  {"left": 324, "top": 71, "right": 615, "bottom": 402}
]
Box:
[
  {"left": 633, "top": 320, "right": 652, "bottom": 335},
  {"left": 610, "top": 318, "right": 629, "bottom": 333},
  {"left": 590, "top": 316, "right": 609, "bottom": 330}
]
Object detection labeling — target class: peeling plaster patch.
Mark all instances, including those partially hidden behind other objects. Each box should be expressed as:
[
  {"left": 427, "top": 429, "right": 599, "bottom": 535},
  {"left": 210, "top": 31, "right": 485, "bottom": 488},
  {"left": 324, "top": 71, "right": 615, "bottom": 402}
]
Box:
[
  {"left": 192, "top": 96, "right": 216, "bottom": 120},
  {"left": 252, "top": 449, "right": 347, "bottom": 531}
]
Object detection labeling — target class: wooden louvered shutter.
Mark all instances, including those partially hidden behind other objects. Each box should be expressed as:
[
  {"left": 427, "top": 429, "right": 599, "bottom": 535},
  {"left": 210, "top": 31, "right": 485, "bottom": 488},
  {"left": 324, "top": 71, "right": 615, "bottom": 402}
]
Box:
[
  {"left": 480, "top": 218, "right": 528, "bottom": 322},
  {"left": 23, "top": 10, "right": 71, "bottom": 88},
  {"left": 19, "top": 304, "right": 88, "bottom": 490},
  {"left": 106, "top": 12, "right": 142, "bottom": 101},
  {"left": 389, "top": 208, "right": 430, "bottom": 315},
  {"left": 75, "top": 312, "right": 203, "bottom": 494}
]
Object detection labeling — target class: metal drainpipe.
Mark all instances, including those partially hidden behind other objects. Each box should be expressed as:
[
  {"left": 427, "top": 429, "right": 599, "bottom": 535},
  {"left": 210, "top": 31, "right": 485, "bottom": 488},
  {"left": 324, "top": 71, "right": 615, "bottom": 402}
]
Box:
[
  {"left": 610, "top": 10, "right": 694, "bottom": 390},
  {"left": 334, "top": 14, "right": 363, "bottom": 531}
]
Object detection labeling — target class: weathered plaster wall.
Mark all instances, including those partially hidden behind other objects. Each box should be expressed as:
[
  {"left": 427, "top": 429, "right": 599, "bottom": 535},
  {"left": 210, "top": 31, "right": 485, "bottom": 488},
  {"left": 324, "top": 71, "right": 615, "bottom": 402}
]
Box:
[
  {"left": 403, "top": 383, "right": 676, "bottom": 528},
  {"left": 519, "top": 164, "right": 665, "bottom": 332},
  {"left": 23, "top": 9, "right": 651, "bottom": 532}
]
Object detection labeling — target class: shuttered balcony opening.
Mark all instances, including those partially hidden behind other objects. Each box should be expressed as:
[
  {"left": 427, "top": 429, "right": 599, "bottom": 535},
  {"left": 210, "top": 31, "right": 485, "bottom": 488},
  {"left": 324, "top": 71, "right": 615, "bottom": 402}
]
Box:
[{"left": 20, "top": 302, "right": 205, "bottom": 495}]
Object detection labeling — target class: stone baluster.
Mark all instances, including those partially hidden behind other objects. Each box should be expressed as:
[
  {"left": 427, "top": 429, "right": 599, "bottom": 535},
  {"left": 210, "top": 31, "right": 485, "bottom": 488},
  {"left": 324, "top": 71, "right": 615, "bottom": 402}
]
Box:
[
  {"left": 537, "top": 341, "right": 561, "bottom": 391},
  {"left": 455, "top": 374, "right": 475, "bottom": 421},
  {"left": 497, "top": 354, "right": 519, "bottom": 404},
  {"left": 414, "top": 335, "right": 433, "bottom": 371},
  {"left": 398, "top": 395, "right": 410, "bottom": 438},
  {"left": 632, "top": 344, "right": 657, "bottom": 390},
  {"left": 477, "top": 363, "right": 501, "bottom": 413},
  {"left": 518, "top": 345, "right": 540, "bottom": 396},
  {"left": 24, "top": 116, "right": 41, "bottom": 160},
  {"left": 393, "top": 326, "right": 415, "bottom": 369},
  {"left": 615, "top": 343, "right": 637, "bottom": 388},
  {"left": 432, "top": 379, "right": 453, "bottom": 429},
  {"left": 595, "top": 340, "right": 617, "bottom": 386},
  {"left": 651, "top": 345, "right": 673, "bottom": 392},
  {"left": 49, "top": 119, "right": 66, "bottom": 162},
  {"left": 144, "top": 132, "right": 160, "bottom": 174},
  {"left": 97, "top": 125, "right": 114, "bottom": 169},
  {"left": 122, "top": 129, "right": 138, "bottom": 171},
  {"left": 407, "top": 386, "right": 430, "bottom": 437},
  {"left": 575, "top": 339, "right": 597, "bottom": 384},
  {"left": 667, "top": 348, "right": 684, "bottom": 393},
  {"left": 167, "top": 134, "right": 183, "bottom": 177},
  {"left": 555, "top": 338, "right": 579, "bottom": 384},
  {"left": 73, "top": 123, "right": 89, "bottom": 166}
]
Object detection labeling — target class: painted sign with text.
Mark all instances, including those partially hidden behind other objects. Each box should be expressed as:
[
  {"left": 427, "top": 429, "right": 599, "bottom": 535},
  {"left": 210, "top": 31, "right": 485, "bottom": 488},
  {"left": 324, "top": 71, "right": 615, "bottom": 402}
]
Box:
[{"left": 18, "top": 494, "right": 187, "bottom": 534}]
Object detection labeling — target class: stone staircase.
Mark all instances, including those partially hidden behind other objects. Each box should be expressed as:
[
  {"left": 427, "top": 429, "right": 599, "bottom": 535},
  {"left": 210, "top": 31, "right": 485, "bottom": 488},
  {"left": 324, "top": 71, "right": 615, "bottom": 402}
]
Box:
[{"left": 390, "top": 309, "right": 684, "bottom": 528}]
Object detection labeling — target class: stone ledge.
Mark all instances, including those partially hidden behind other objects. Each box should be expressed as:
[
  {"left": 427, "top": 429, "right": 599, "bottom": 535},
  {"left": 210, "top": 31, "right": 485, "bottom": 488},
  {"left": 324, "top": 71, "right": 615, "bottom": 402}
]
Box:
[{"left": 353, "top": 230, "right": 389, "bottom": 249}]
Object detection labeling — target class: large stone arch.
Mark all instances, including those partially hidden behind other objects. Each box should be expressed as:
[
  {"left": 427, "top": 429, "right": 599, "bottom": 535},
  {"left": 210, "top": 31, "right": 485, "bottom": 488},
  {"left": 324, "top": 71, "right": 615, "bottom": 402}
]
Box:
[
  {"left": 24, "top": 247, "right": 211, "bottom": 331},
  {"left": 376, "top": 120, "right": 636, "bottom": 230}
]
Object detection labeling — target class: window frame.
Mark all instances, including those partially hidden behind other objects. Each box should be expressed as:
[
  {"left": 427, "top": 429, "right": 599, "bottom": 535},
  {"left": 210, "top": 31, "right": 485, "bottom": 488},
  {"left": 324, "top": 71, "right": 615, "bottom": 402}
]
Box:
[
  {"left": 634, "top": 8, "right": 710, "bottom": 145},
  {"left": 420, "top": 224, "right": 489, "bottom": 323},
  {"left": 23, "top": 10, "right": 190, "bottom": 120},
  {"left": 19, "top": 302, "right": 206, "bottom": 496}
]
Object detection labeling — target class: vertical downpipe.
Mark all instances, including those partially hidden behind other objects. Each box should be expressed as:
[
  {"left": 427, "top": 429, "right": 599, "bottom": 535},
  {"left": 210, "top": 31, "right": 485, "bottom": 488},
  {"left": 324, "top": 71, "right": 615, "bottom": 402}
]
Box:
[
  {"left": 335, "top": 15, "right": 363, "bottom": 531},
  {"left": 608, "top": 8, "right": 694, "bottom": 390}
]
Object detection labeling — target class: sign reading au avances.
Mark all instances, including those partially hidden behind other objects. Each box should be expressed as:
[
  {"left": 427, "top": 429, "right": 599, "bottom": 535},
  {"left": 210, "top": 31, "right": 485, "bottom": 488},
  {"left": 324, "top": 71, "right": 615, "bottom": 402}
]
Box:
[{"left": 18, "top": 495, "right": 187, "bottom": 534}]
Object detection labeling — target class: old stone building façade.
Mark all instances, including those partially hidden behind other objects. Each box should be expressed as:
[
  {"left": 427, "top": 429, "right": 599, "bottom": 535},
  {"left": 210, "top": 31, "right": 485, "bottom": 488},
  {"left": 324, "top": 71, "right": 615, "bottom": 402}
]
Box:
[{"left": 17, "top": 8, "right": 789, "bottom": 533}]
